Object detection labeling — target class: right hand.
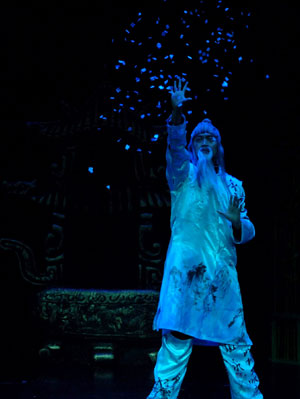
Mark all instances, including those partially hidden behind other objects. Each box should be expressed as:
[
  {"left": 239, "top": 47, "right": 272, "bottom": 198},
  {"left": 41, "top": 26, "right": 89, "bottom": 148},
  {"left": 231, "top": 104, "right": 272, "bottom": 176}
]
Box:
[{"left": 170, "top": 78, "right": 192, "bottom": 110}]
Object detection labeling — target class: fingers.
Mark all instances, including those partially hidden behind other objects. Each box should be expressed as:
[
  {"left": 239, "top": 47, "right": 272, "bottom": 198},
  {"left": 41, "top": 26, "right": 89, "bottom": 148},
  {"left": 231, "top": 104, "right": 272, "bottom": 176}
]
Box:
[
  {"left": 183, "top": 81, "right": 189, "bottom": 93},
  {"left": 230, "top": 195, "right": 242, "bottom": 209},
  {"left": 171, "top": 78, "right": 192, "bottom": 103}
]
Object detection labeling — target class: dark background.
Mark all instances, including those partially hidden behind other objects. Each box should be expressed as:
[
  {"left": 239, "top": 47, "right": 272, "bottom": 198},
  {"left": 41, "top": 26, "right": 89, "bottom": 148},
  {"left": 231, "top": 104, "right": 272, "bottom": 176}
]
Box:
[{"left": 0, "top": 2, "right": 299, "bottom": 382}]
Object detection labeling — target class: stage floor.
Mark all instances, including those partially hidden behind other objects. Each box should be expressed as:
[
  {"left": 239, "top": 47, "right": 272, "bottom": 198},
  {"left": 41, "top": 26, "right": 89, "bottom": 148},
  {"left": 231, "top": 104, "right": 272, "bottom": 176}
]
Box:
[{"left": 0, "top": 348, "right": 299, "bottom": 399}]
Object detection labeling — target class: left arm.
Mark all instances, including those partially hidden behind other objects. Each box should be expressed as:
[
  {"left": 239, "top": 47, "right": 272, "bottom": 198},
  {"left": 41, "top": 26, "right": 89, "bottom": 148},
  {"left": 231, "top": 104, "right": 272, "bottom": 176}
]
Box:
[{"left": 218, "top": 184, "right": 255, "bottom": 245}]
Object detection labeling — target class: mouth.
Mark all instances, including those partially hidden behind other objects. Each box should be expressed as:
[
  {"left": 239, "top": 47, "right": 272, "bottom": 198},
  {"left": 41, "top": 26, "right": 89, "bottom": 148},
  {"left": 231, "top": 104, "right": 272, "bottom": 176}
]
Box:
[{"left": 200, "top": 147, "right": 211, "bottom": 154}]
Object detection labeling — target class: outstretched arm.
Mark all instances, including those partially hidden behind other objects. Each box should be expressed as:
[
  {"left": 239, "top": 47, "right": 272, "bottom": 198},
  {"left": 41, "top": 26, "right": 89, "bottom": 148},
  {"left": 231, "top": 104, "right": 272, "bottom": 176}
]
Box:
[{"left": 166, "top": 78, "right": 193, "bottom": 191}]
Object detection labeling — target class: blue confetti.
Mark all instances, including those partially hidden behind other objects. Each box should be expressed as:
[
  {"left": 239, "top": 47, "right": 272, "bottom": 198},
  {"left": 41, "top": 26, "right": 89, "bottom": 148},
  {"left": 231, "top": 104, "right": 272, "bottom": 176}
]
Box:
[
  {"left": 88, "top": 167, "right": 94, "bottom": 174},
  {"left": 222, "top": 81, "right": 228, "bottom": 87},
  {"left": 125, "top": 144, "right": 130, "bottom": 150},
  {"left": 156, "top": 43, "right": 162, "bottom": 49},
  {"left": 106, "top": 185, "right": 111, "bottom": 190}
]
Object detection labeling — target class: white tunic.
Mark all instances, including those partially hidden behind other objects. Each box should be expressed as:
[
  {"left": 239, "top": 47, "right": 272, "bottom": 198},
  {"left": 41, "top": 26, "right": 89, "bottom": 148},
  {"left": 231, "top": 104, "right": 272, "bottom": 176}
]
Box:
[{"left": 153, "top": 118, "right": 255, "bottom": 346}]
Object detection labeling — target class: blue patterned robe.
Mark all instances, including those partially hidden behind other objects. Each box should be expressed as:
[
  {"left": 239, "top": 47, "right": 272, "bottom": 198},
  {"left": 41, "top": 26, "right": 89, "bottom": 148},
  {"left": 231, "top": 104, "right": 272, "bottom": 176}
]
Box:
[{"left": 153, "top": 118, "right": 255, "bottom": 346}]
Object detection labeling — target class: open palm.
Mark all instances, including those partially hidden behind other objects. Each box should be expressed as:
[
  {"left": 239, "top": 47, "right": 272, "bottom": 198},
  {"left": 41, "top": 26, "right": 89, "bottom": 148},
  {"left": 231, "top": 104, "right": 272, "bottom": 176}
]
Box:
[
  {"left": 170, "top": 78, "right": 192, "bottom": 109},
  {"left": 217, "top": 195, "right": 242, "bottom": 229}
]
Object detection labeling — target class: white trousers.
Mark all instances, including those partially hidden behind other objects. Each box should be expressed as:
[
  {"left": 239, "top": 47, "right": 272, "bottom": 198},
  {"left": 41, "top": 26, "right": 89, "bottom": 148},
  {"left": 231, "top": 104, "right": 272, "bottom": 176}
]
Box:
[{"left": 147, "top": 333, "right": 263, "bottom": 399}]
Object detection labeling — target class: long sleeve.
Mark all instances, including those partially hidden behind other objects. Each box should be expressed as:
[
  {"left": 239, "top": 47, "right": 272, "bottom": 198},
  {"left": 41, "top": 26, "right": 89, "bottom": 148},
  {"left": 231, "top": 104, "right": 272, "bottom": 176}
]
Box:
[
  {"left": 166, "top": 115, "right": 191, "bottom": 192},
  {"left": 232, "top": 184, "right": 255, "bottom": 245}
]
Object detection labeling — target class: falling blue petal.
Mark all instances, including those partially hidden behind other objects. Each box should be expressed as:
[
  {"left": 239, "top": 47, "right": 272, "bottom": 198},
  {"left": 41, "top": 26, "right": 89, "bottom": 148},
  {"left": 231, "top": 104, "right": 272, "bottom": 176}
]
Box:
[
  {"left": 106, "top": 185, "right": 111, "bottom": 190},
  {"left": 88, "top": 167, "right": 94, "bottom": 174},
  {"left": 157, "top": 43, "right": 162, "bottom": 49},
  {"left": 125, "top": 144, "right": 130, "bottom": 150}
]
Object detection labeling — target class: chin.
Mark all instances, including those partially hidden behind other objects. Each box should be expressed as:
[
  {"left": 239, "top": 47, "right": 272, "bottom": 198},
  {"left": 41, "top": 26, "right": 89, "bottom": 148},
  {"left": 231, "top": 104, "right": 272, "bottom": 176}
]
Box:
[{"left": 200, "top": 152, "right": 213, "bottom": 160}]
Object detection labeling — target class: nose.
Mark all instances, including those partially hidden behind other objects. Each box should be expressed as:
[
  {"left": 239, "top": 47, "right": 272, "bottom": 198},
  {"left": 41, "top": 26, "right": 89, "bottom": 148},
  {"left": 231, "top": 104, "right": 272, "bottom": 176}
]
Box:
[{"left": 201, "top": 138, "right": 209, "bottom": 145}]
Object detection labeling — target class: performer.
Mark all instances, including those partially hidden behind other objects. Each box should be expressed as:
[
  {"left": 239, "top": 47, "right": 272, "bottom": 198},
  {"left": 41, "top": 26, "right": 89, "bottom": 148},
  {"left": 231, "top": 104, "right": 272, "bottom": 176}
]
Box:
[{"left": 147, "top": 78, "right": 263, "bottom": 399}]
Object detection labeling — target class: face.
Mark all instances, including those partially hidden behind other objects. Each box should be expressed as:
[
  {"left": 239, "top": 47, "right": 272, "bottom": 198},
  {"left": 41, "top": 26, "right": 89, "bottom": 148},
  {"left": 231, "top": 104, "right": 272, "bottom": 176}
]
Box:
[{"left": 193, "top": 133, "right": 218, "bottom": 160}]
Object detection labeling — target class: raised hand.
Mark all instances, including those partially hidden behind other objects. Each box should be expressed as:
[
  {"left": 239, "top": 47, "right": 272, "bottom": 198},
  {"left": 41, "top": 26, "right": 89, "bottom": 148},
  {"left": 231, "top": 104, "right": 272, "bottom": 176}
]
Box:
[
  {"left": 217, "top": 195, "right": 242, "bottom": 230},
  {"left": 170, "top": 77, "right": 192, "bottom": 110}
]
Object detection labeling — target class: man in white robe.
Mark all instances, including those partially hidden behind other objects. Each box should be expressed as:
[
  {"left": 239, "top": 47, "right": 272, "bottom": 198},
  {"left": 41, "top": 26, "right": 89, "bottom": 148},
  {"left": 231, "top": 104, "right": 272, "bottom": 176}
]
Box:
[{"left": 147, "top": 79, "right": 263, "bottom": 399}]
